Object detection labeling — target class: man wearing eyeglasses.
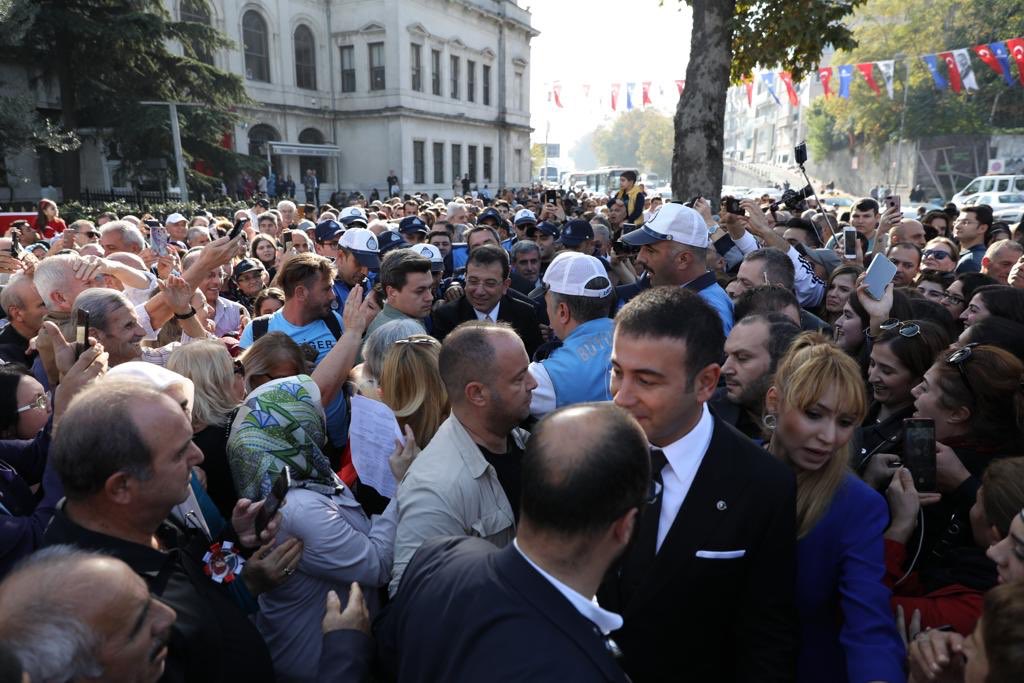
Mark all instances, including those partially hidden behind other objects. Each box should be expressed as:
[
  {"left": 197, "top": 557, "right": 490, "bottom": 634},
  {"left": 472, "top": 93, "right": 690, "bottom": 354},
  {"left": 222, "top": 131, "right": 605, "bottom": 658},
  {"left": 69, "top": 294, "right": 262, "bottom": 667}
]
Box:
[
  {"left": 431, "top": 245, "right": 543, "bottom": 358},
  {"left": 954, "top": 205, "right": 993, "bottom": 275}
]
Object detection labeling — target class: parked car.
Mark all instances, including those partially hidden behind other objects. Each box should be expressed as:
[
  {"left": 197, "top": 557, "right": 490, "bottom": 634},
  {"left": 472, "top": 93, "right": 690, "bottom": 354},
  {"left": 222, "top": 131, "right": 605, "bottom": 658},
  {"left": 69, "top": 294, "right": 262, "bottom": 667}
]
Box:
[{"left": 951, "top": 175, "right": 1024, "bottom": 208}]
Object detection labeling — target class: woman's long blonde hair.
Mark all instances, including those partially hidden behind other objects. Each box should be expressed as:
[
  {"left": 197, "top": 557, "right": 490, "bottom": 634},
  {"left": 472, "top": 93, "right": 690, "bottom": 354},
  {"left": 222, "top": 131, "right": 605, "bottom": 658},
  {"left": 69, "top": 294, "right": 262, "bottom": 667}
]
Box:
[
  {"left": 380, "top": 335, "right": 449, "bottom": 448},
  {"left": 167, "top": 340, "right": 240, "bottom": 430},
  {"left": 771, "top": 333, "right": 868, "bottom": 538}
]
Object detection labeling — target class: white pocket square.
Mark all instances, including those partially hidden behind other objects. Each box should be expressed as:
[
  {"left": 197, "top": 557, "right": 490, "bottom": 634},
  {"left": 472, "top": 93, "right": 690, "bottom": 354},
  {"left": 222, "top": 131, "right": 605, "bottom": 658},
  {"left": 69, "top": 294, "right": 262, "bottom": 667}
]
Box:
[{"left": 695, "top": 549, "right": 746, "bottom": 559}]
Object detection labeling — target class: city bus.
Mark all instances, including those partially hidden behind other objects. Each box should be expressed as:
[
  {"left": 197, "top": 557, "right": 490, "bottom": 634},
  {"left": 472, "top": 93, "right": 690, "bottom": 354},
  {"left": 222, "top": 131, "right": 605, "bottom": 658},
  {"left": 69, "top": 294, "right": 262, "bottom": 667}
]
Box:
[{"left": 565, "top": 166, "right": 641, "bottom": 195}]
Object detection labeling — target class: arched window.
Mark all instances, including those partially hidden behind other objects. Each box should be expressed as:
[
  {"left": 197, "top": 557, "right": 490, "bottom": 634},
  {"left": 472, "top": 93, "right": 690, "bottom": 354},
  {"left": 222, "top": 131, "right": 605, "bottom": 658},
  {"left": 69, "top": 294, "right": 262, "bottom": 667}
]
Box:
[
  {"left": 248, "top": 124, "right": 281, "bottom": 174},
  {"left": 298, "top": 128, "right": 327, "bottom": 182},
  {"left": 294, "top": 25, "right": 316, "bottom": 90},
  {"left": 180, "top": 0, "right": 213, "bottom": 65},
  {"left": 242, "top": 11, "right": 270, "bottom": 82}
]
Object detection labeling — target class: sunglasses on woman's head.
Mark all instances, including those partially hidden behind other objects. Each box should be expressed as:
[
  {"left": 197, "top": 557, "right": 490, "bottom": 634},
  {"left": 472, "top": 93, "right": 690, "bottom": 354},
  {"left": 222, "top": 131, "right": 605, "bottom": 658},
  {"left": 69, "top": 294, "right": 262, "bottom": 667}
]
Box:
[
  {"left": 879, "top": 319, "right": 920, "bottom": 338},
  {"left": 946, "top": 343, "right": 979, "bottom": 401}
]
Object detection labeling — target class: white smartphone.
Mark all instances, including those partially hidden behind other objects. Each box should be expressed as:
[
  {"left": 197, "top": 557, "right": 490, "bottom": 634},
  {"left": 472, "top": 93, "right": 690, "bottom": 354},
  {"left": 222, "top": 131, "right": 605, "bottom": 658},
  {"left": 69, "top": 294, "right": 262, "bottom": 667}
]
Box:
[
  {"left": 842, "top": 226, "right": 857, "bottom": 260},
  {"left": 863, "top": 252, "right": 897, "bottom": 301}
]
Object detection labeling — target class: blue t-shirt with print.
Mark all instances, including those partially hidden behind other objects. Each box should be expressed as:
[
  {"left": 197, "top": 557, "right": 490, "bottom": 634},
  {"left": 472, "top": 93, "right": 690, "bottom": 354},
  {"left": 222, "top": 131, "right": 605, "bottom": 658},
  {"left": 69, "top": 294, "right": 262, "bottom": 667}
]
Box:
[{"left": 239, "top": 309, "right": 347, "bottom": 446}]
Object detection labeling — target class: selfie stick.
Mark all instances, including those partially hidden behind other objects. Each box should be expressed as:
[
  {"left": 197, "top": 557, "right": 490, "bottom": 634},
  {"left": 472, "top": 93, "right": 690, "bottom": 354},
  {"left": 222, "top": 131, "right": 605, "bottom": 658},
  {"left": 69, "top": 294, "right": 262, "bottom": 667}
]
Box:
[{"left": 795, "top": 141, "right": 829, "bottom": 246}]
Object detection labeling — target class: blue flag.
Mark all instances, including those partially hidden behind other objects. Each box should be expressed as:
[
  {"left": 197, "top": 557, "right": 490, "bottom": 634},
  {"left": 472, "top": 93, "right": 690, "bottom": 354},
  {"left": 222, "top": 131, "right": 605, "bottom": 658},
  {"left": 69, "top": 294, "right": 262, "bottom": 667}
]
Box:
[
  {"left": 761, "top": 72, "right": 781, "bottom": 105},
  {"left": 991, "top": 42, "right": 1016, "bottom": 87},
  {"left": 626, "top": 83, "right": 635, "bottom": 111},
  {"left": 838, "top": 65, "right": 854, "bottom": 98},
  {"left": 922, "top": 55, "right": 948, "bottom": 90}
]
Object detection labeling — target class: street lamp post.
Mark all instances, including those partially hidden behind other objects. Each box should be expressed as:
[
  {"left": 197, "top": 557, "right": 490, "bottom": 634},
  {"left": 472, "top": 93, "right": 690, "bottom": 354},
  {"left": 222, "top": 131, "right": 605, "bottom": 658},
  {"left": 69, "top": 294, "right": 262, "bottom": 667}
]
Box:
[{"left": 139, "top": 101, "right": 201, "bottom": 203}]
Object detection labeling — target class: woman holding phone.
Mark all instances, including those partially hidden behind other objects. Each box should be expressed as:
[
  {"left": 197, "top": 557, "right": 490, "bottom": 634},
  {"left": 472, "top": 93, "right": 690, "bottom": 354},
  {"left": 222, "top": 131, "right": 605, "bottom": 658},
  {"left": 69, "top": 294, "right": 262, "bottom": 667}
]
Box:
[{"left": 764, "top": 334, "right": 904, "bottom": 683}]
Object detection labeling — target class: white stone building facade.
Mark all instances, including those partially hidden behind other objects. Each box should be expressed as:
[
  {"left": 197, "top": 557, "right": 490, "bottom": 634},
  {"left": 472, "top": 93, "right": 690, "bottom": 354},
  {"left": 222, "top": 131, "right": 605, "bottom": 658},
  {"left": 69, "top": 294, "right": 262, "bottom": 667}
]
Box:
[{"left": 1, "top": 0, "right": 536, "bottom": 202}]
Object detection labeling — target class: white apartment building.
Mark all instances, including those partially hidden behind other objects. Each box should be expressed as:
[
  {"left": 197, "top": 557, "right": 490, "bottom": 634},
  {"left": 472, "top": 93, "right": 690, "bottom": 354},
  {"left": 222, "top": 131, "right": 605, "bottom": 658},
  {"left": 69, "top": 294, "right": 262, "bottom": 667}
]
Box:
[{"left": 1, "top": 0, "right": 536, "bottom": 202}]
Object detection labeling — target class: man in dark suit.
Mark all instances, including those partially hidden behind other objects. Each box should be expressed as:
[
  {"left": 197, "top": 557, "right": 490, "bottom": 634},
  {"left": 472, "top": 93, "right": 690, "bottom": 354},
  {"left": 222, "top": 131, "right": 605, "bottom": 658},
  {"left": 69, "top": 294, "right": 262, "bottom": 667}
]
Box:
[
  {"left": 376, "top": 402, "right": 649, "bottom": 683},
  {"left": 431, "top": 244, "right": 543, "bottom": 357},
  {"left": 600, "top": 287, "right": 798, "bottom": 682}
]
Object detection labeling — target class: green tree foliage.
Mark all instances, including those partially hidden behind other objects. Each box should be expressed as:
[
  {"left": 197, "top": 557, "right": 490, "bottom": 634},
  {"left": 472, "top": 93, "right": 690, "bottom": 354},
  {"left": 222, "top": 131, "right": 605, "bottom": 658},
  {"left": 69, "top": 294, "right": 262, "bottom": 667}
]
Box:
[
  {"left": 3, "top": 0, "right": 254, "bottom": 198},
  {"left": 592, "top": 110, "right": 673, "bottom": 176},
  {"left": 817, "top": 0, "right": 1024, "bottom": 151}
]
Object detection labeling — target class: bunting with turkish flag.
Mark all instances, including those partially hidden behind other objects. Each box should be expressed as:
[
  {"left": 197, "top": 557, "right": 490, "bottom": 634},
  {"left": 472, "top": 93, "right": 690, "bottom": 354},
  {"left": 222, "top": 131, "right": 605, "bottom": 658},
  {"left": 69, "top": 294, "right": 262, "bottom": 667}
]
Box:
[
  {"left": 610, "top": 83, "right": 620, "bottom": 111},
  {"left": 990, "top": 42, "right": 1018, "bottom": 85},
  {"left": 818, "top": 67, "right": 833, "bottom": 98},
  {"left": 975, "top": 43, "right": 1014, "bottom": 86},
  {"left": 552, "top": 82, "right": 563, "bottom": 108},
  {"left": 939, "top": 51, "right": 963, "bottom": 93},
  {"left": 855, "top": 63, "right": 881, "bottom": 96},
  {"left": 642, "top": 81, "right": 653, "bottom": 107},
  {"left": 741, "top": 75, "right": 752, "bottom": 106},
  {"left": 675, "top": 79, "right": 685, "bottom": 96},
  {"left": 761, "top": 72, "right": 781, "bottom": 105},
  {"left": 778, "top": 71, "right": 799, "bottom": 106},
  {"left": 1007, "top": 38, "right": 1024, "bottom": 86},
  {"left": 838, "top": 65, "right": 854, "bottom": 98},
  {"left": 952, "top": 49, "right": 979, "bottom": 90}
]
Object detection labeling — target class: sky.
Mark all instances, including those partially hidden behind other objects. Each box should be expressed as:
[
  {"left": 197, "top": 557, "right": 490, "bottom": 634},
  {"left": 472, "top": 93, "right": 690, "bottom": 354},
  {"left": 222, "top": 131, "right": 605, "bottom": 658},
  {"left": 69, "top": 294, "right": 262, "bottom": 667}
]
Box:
[{"left": 526, "top": 0, "right": 693, "bottom": 163}]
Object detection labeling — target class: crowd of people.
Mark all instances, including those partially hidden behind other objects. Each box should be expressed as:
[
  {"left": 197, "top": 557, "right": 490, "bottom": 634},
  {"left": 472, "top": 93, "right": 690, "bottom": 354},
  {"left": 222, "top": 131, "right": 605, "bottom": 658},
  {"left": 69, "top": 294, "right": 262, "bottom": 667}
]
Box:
[{"left": 1, "top": 169, "right": 1024, "bottom": 682}]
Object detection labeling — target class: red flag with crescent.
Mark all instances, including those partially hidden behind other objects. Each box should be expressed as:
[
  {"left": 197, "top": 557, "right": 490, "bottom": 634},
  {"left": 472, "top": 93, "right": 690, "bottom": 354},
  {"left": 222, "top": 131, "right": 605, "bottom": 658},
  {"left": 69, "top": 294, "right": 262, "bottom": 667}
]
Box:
[
  {"left": 1007, "top": 38, "right": 1024, "bottom": 86},
  {"left": 938, "top": 52, "right": 963, "bottom": 94},
  {"left": 856, "top": 63, "right": 882, "bottom": 96}
]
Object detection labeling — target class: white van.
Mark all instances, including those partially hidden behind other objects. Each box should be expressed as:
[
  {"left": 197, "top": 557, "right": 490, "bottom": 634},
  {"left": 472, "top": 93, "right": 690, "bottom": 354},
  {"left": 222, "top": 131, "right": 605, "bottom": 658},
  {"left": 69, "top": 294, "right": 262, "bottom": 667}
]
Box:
[{"left": 952, "top": 175, "right": 1024, "bottom": 207}]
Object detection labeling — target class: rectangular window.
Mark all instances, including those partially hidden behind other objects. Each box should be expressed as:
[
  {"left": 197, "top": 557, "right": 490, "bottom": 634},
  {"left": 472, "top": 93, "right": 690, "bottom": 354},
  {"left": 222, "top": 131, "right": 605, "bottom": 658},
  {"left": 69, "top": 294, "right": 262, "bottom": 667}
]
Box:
[
  {"left": 369, "top": 42, "right": 385, "bottom": 91},
  {"left": 433, "top": 142, "right": 444, "bottom": 184},
  {"left": 450, "top": 55, "right": 460, "bottom": 99},
  {"left": 467, "top": 60, "right": 476, "bottom": 103},
  {"left": 513, "top": 72, "right": 523, "bottom": 110},
  {"left": 482, "top": 64, "right": 491, "bottom": 105},
  {"left": 413, "top": 140, "right": 425, "bottom": 184},
  {"left": 410, "top": 43, "right": 422, "bottom": 92},
  {"left": 483, "top": 146, "right": 492, "bottom": 182},
  {"left": 451, "top": 144, "right": 462, "bottom": 184},
  {"left": 514, "top": 148, "right": 522, "bottom": 183},
  {"left": 340, "top": 45, "right": 355, "bottom": 92},
  {"left": 468, "top": 145, "right": 478, "bottom": 182},
  {"left": 431, "top": 49, "right": 441, "bottom": 95}
]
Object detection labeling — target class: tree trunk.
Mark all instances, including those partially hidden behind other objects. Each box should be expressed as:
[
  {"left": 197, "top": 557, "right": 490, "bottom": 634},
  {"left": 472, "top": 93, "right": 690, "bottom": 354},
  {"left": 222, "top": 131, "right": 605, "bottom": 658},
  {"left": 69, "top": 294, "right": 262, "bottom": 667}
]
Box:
[
  {"left": 55, "top": 34, "right": 81, "bottom": 199},
  {"left": 672, "top": 0, "right": 736, "bottom": 206}
]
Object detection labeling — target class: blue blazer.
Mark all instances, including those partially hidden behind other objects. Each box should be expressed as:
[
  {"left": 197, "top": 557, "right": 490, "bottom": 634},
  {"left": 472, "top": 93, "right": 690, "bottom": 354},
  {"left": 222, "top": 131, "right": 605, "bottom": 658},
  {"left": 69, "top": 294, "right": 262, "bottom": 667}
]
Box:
[{"left": 796, "top": 472, "right": 905, "bottom": 683}]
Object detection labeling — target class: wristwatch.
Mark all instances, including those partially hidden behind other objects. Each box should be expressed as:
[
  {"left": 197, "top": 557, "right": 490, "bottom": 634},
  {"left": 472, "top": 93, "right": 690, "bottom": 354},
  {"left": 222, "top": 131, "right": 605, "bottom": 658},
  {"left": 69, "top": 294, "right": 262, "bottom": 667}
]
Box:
[
  {"left": 173, "top": 305, "right": 197, "bottom": 320},
  {"left": 707, "top": 223, "right": 720, "bottom": 235}
]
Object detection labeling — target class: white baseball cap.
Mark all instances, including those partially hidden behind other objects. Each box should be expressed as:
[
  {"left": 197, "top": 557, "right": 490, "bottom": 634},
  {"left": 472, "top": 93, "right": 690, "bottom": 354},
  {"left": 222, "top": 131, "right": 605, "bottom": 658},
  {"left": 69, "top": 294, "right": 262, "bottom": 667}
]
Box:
[
  {"left": 339, "top": 206, "right": 369, "bottom": 226},
  {"left": 165, "top": 212, "right": 187, "bottom": 226},
  {"left": 514, "top": 208, "right": 537, "bottom": 225},
  {"left": 621, "top": 203, "right": 709, "bottom": 249},
  {"left": 339, "top": 227, "right": 380, "bottom": 268},
  {"left": 542, "top": 252, "right": 613, "bottom": 298},
  {"left": 413, "top": 244, "right": 444, "bottom": 272}
]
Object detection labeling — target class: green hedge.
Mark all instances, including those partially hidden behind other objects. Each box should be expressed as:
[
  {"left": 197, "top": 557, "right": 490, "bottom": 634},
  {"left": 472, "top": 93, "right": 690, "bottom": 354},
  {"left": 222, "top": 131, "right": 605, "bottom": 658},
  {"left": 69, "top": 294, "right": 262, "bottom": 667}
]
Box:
[{"left": 57, "top": 198, "right": 252, "bottom": 223}]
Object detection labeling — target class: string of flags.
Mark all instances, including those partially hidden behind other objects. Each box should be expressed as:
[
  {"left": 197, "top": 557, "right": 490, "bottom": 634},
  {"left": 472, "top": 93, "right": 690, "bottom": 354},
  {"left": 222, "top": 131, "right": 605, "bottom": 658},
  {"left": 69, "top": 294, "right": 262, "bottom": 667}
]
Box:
[{"left": 545, "top": 37, "right": 1024, "bottom": 113}]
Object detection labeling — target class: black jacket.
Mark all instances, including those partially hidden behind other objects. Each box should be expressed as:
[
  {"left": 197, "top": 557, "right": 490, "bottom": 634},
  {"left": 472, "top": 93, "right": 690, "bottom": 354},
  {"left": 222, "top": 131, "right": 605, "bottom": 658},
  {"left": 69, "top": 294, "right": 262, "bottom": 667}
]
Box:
[
  {"left": 376, "top": 537, "right": 630, "bottom": 683},
  {"left": 598, "top": 415, "right": 799, "bottom": 683},
  {"left": 431, "top": 292, "right": 543, "bottom": 358},
  {"left": 0, "top": 324, "right": 33, "bottom": 368},
  {"left": 43, "top": 509, "right": 274, "bottom": 683}
]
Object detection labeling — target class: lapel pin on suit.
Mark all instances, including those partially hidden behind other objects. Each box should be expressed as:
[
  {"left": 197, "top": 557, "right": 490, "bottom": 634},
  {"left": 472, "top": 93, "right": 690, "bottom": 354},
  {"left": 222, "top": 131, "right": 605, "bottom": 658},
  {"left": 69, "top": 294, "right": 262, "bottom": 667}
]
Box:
[{"left": 716, "top": 500, "right": 728, "bottom": 511}]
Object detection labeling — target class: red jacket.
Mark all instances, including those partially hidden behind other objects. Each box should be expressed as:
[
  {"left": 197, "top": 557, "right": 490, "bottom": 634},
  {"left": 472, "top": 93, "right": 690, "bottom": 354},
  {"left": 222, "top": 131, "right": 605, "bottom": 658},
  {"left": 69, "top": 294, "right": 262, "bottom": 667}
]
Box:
[{"left": 885, "top": 538, "right": 983, "bottom": 635}]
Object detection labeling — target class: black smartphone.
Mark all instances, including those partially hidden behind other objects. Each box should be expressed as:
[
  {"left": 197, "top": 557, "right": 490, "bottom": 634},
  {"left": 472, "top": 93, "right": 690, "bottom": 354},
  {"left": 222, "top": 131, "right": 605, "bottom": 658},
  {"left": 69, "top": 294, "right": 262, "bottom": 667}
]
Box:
[
  {"left": 724, "top": 197, "right": 744, "bottom": 216},
  {"left": 229, "top": 217, "right": 248, "bottom": 240},
  {"left": 684, "top": 195, "right": 702, "bottom": 208},
  {"left": 902, "top": 418, "right": 937, "bottom": 492},
  {"left": 843, "top": 226, "right": 858, "bottom": 261},
  {"left": 358, "top": 275, "right": 370, "bottom": 292},
  {"left": 254, "top": 466, "right": 291, "bottom": 537},
  {"left": 74, "top": 309, "right": 90, "bottom": 361},
  {"left": 795, "top": 141, "right": 808, "bottom": 166},
  {"left": 283, "top": 231, "right": 292, "bottom": 247},
  {"left": 9, "top": 229, "right": 20, "bottom": 256},
  {"left": 545, "top": 189, "right": 558, "bottom": 204}
]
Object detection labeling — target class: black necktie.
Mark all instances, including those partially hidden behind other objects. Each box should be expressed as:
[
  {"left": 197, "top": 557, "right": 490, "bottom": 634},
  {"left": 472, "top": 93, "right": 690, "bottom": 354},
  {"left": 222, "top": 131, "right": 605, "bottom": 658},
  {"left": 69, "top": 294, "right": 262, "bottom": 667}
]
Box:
[{"left": 634, "top": 448, "right": 667, "bottom": 560}]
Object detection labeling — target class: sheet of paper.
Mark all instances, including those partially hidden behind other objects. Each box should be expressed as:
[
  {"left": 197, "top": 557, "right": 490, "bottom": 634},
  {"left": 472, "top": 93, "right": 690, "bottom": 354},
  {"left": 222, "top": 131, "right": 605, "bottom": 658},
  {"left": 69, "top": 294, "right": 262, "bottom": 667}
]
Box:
[{"left": 348, "top": 394, "right": 405, "bottom": 498}]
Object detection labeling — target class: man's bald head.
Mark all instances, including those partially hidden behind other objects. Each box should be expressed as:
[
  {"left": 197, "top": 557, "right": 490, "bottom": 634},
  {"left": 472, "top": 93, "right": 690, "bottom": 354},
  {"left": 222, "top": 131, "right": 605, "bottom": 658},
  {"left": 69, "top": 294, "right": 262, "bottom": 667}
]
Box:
[
  {"left": 438, "top": 321, "right": 520, "bottom": 402},
  {"left": 520, "top": 403, "right": 650, "bottom": 539}
]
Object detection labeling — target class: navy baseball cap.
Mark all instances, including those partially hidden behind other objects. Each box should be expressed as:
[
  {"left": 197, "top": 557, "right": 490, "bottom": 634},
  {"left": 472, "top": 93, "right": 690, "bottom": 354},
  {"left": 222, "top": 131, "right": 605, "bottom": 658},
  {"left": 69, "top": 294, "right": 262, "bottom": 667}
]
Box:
[
  {"left": 315, "top": 220, "right": 344, "bottom": 243},
  {"left": 478, "top": 208, "right": 501, "bottom": 225},
  {"left": 555, "top": 220, "right": 594, "bottom": 246},
  {"left": 527, "top": 221, "right": 560, "bottom": 238},
  {"left": 377, "top": 230, "right": 408, "bottom": 255},
  {"left": 398, "top": 216, "right": 428, "bottom": 235},
  {"left": 233, "top": 258, "right": 265, "bottom": 279}
]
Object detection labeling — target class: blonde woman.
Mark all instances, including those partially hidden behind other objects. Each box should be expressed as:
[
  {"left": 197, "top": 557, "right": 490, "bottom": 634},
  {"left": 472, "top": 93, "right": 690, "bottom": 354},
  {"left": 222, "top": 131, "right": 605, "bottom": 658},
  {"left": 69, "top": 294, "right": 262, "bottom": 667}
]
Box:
[
  {"left": 167, "top": 340, "right": 246, "bottom": 517},
  {"left": 763, "top": 333, "right": 904, "bottom": 683},
  {"left": 380, "top": 334, "right": 449, "bottom": 449}
]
